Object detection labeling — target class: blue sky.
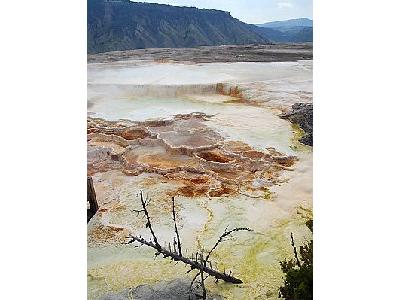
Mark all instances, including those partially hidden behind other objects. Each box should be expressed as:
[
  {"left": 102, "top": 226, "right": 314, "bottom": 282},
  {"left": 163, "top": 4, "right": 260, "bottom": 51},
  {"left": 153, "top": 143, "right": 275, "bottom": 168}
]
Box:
[{"left": 136, "top": 0, "right": 312, "bottom": 24}]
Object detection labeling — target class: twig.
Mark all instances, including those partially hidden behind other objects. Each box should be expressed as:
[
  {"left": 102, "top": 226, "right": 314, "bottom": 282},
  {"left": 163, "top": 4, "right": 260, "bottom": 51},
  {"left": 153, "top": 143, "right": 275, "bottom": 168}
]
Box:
[
  {"left": 199, "top": 252, "right": 207, "bottom": 299},
  {"left": 131, "top": 208, "right": 145, "bottom": 216},
  {"left": 190, "top": 272, "right": 201, "bottom": 288},
  {"left": 205, "top": 227, "right": 253, "bottom": 262},
  {"left": 139, "top": 191, "right": 161, "bottom": 249},
  {"left": 172, "top": 197, "right": 183, "bottom": 256}
]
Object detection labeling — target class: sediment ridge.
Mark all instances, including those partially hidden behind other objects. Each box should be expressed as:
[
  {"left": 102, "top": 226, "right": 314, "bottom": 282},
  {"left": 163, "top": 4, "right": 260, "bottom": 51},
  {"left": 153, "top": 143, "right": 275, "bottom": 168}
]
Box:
[{"left": 88, "top": 44, "right": 313, "bottom": 64}]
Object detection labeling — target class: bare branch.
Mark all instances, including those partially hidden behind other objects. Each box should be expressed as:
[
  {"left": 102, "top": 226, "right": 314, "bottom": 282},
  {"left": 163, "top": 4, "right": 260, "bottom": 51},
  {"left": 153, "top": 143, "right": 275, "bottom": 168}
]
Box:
[
  {"left": 139, "top": 191, "right": 161, "bottom": 249},
  {"left": 131, "top": 208, "right": 145, "bottom": 217},
  {"left": 126, "top": 234, "right": 243, "bottom": 284},
  {"left": 126, "top": 191, "right": 254, "bottom": 291},
  {"left": 172, "top": 197, "right": 183, "bottom": 256},
  {"left": 190, "top": 272, "right": 201, "bottom": 288},
  {"left": 205, "top": 227, "right": 253, "bottom": 262},
  {"left": 199, "top": 252, "right": 207, "bottom": 300},
  {"left": 190, "top": 253, "right": 208, "bottom": 300}
]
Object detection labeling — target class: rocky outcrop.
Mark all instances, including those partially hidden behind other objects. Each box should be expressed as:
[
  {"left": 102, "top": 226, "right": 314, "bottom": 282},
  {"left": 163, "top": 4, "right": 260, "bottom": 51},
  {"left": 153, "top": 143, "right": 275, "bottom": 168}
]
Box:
[
  {"left": 281, "top": 103, "right": 313, "bottom": 146},
  {"left": 100, "top": 278, "right": 222, "bottom": 300}
]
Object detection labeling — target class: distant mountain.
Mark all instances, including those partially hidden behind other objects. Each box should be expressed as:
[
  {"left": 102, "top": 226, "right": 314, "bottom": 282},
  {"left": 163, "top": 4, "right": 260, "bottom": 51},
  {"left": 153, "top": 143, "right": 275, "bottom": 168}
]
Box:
[
  {"left": 257, "top": 18, "right": 313, "bottom": 28},
  {"left": 254, "top": 18, "right": 313, "bottom": 43},
  {"left": 88, "top": 0, "right": 269, "bottom": 54},
  {"left": 254, "top": 26, "right": 313, "bottom": 43}
]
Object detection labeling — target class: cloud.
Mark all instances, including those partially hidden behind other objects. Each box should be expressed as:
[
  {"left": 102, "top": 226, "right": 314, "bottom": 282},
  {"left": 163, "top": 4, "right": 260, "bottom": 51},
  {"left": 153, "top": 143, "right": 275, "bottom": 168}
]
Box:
[{"left": 277, "top": 2, "right": 293, "bottom": 9}]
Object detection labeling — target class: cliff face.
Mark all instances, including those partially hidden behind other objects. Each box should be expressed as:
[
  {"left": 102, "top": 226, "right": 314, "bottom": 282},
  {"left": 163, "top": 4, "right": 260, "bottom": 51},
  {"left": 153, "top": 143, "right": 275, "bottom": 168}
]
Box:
[{"left": 88, "top": 0, "right": 269, "bottom": 54}]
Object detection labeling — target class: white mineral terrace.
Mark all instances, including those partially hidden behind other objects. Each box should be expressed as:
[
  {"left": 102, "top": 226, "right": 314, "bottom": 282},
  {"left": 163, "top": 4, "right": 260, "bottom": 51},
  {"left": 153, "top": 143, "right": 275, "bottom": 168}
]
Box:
[{"left": 87, "top": 60, "right": 313, "bottom": 300}]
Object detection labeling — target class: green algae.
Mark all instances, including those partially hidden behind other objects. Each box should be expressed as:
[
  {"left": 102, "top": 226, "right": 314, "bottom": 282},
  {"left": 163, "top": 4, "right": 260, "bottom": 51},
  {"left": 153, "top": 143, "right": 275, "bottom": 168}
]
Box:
[
  {"left": 203, "top": 210, "right": 313, "bottom": 300},
  {"left": 88, "top": 172, "right": 312, "bottom": 300},
  {"left": 88, "top": 196, "right": 312, "bottom": 300},
  {"left": 290, "top": 123, "right": 312, "bottom": 153},
  {"left": 264, "top": 187, "right": 273, "bottom": 200},
  {"left": 297, "top": 205, "right": 313, "bottom": 218}
]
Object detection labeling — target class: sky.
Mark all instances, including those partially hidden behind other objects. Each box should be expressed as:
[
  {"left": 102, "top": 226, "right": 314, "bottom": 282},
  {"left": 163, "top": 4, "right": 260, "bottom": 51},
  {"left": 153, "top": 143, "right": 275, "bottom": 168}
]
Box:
[{"left": 135, "top": 0, "right": 313, "bottom": 24}]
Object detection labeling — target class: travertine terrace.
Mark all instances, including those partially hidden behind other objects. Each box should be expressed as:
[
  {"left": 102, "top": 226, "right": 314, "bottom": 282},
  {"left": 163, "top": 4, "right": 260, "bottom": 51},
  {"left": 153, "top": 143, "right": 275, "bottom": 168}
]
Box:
[
  {"left": 87, "top": 45, "right": 313, "bottom": 300},
  {"left": 88, "top": 113, "right": 297, "bottom": 199}
]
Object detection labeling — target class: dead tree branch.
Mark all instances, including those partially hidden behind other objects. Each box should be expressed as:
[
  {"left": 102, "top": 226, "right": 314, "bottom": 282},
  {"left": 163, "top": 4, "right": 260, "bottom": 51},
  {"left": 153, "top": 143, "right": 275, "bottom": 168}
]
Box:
[
  {"left": 138, "top": 191, "right": 161, "bottom": 250},
  {"left": 205, "top": 227, "right": 253, "bottom": 263},
  {"left": 172, "top": 196, "right": 182, "bottom": 256},
  {"left": 199, "top": 252, "right": 207, "bottom": 299},
  {"left": 126, "top": 191, "right": 254, "bottom": 299},
  {"left": 126, "top": 234, "right": 243, "bottom": 284},
  {"left": 190, "top": 271, "right": 201, "bottom": 288}
]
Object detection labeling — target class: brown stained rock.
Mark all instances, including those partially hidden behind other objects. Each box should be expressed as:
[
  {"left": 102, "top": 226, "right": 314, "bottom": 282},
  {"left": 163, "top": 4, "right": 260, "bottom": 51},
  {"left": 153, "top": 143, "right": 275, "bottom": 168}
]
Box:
[
  {"left": 176, "top": 185, "right": 210, "bottom": 198},
  {"left": 216, "top": 83, "right": 243, "bottom": 99},
  {"left": 242, "top": 150, "right": 266, "bottom": 160},
  {"left": 197, "top": 149, "right": 233, "bottom": 163},
  {"left": 209, "top": 168, "right": 244, "bottom": 181},
  {"left": 209, "top": 184, "right": 238, "bottom": 197},
  {"left": 167, "top": 172, "right": 212, "bottom": 186},
  {"left": 88, "top": 225, "right": 128, "bottom": 245},
  {"left": 272, "top": 155, "right": 298, "bottom": 168},
  {"left": 222, "top": 140, "right": 253, "bottom": 153},
  {"left": 138, "top": 153, "right": 199, "bottom": 170},
  {"left": 120, "top": 127, "right": 150, "bottom": 140},
  {"left": 165, "top": 172, "right": 210, "bottom": 183},
  {"left": 187, "top": 176, "right": 209, "bottom": 185}
]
